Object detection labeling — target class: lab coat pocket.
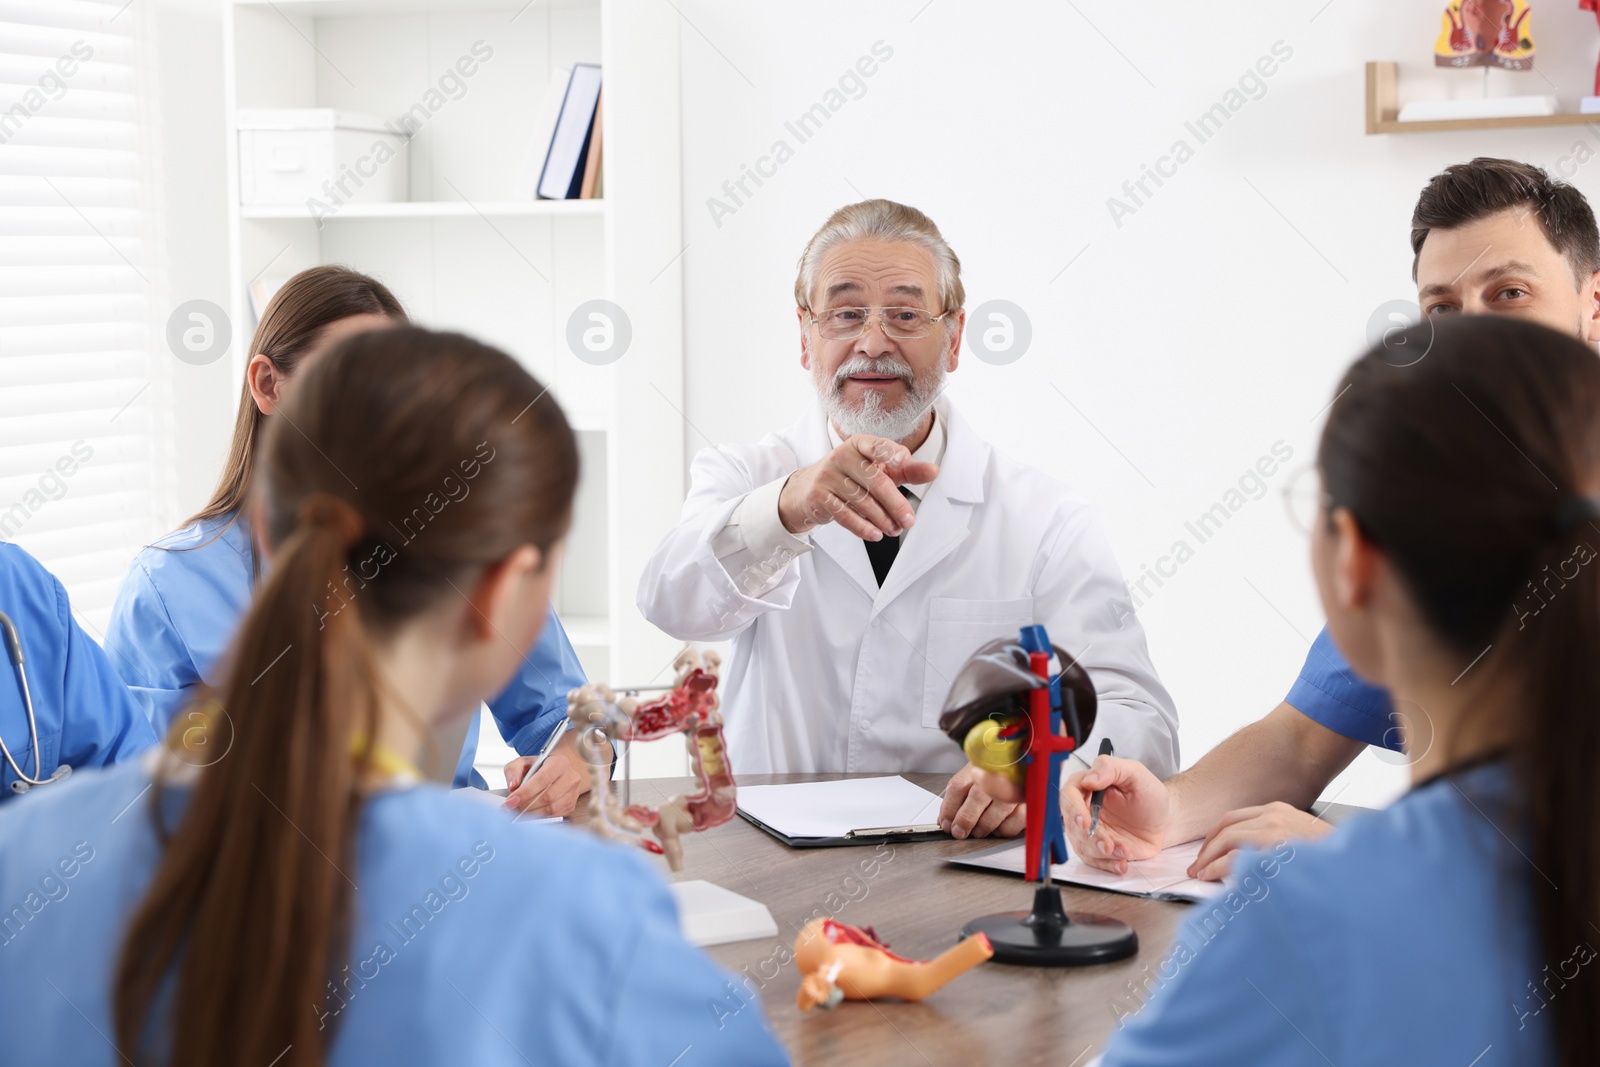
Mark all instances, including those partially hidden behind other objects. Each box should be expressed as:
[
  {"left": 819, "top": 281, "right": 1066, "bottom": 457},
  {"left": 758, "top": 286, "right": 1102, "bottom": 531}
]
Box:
[{"left": 920, "top": 597, "right": 1035, "bottom": 728}]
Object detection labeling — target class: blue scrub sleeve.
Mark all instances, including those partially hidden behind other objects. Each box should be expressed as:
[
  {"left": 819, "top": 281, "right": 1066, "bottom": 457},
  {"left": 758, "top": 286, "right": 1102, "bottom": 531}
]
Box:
[
  {"left": 53, "top": 578, "right": 157, "bottom": 769},
  {"left": 451, "top": 607, "right": 588, "bottom": 789},
  {"left": 451, "top": 715, "right": 488, "bottom": 790},
  {"left": 486, "top": 606, "right": 588, "bottom": 755},
  {"left": 1283, "top": 627, "right": 1400, "bottom": 751},
  {"left": 1100, "top": 851, "right": 1342, "bottom": 1067},
  {"left": 103, "top": 559, "right": 202, "bottom": 734}
]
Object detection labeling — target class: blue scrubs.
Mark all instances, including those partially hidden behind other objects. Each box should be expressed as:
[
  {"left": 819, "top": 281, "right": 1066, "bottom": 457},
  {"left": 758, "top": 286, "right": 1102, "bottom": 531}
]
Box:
[
  {"left": 1283, "top": 626, "right": 1401, "bottom": 751},
  {"left": 0, "top": 759, "right": 789, "bottom": 1065},
  {"left": 104, "top": 516, "right": 587, "bottom": 787},
  {"left": 0, "top": 543, "right": 154, "bottom": 799},
  {"left": 1100, "top": 760, "right": 1547, "bottom": 1065}
]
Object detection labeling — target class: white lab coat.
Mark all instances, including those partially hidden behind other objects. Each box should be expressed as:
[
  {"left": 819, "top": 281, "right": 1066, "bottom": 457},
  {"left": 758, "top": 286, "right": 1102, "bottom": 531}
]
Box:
[{"left": 637, "top": 397, "right": 1179, "bottom": 777}]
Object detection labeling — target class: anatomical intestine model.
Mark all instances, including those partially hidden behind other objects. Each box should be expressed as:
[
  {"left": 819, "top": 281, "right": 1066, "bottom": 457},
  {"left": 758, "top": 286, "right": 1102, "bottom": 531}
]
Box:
[
  {"left": 1436, "top": 0, "right": 1536, "bottom": 70},
  {"left": 566, "top": 647, "right": 735, "bottom": 871}
]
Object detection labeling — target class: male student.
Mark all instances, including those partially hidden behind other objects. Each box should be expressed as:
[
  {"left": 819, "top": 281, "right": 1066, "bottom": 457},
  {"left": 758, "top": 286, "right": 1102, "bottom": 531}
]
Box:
[
  {"left": 639, "top": 199, "right": 1179, "bottom": 840},
  {"left": 1064, "top": 156, "right": 1600, "bottom": 880}
]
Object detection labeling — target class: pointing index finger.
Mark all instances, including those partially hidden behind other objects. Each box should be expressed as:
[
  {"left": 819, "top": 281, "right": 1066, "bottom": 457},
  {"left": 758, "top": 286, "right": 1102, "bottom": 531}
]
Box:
[
  {"left": 850, "top": 434, "right": 939, "bottom": 485},
  {"left": 848, "top": 434, "right": 909, "bottom": 476},
  {"left": 844, "top": 436, "right": 919, "bottom": 527}
]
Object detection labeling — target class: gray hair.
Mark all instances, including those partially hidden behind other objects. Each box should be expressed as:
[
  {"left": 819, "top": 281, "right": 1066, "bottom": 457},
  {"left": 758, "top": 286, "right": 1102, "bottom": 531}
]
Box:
[{"left": 794, "top": 199, "right": 965, "bottom": 312}]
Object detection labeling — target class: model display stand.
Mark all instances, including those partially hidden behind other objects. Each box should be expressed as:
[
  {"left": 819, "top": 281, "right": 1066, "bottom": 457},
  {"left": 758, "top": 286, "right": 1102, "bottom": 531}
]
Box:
[{"left": 937, "top": 624, "right": 1138, "bottom": 966}]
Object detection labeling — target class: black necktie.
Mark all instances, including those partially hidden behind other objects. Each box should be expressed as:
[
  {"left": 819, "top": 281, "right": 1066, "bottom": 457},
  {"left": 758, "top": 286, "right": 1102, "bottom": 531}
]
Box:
[{"left": 864, "top": 486, "right": 915, "bottom": 586}]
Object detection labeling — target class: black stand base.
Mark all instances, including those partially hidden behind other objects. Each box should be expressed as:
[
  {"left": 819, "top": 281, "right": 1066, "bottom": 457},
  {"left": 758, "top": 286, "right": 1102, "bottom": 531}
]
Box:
[{"left": 961, "top": 885, "right": 1138, "bottom": 967}]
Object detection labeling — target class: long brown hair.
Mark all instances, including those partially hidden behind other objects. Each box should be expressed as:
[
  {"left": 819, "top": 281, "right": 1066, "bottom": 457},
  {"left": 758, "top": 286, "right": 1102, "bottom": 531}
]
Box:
[
  {"left": 189, "top": 265, "right": 407, "bottom": 528},
  {"left": 1321, "top": 314, "right": 1600, "bottom": 1066},
  {"left": 114, "top": 327, "right": 579, "bottom": 1067}
]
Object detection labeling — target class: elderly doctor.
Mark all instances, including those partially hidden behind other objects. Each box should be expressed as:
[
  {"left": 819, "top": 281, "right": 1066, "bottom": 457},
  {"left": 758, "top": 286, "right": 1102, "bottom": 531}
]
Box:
[{"left": 639, "top": 199, "right": 1178, "bottom": 839}]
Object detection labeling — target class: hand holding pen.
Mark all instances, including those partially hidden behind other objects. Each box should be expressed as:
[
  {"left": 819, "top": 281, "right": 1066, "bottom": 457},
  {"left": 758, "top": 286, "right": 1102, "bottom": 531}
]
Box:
[
  {"left": 503, "top": 721, "right": 590, "bottom": 817},
  {"left": 1062, "top": 741, "right": 1172, "bottom": 875}
]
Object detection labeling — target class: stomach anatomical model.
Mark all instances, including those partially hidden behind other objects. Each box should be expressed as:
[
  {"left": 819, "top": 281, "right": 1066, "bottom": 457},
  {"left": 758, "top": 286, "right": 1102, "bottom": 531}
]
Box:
[{"left": 794, "top": 919, "right": 994, "bottom": 1011}]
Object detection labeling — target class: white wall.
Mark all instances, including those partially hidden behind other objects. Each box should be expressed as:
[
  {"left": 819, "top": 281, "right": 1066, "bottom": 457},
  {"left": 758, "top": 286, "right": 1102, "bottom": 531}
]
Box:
[
  {"left": 152, "top": 0, "right": 233, "bottom": 518},
  {"left": 673, "top": 0, "right": 1600, "bottom": 806}
]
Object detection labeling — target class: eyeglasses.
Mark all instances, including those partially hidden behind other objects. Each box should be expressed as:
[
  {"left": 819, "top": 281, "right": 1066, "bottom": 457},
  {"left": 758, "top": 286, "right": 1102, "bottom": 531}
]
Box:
[
  {"left": 806, "top": 306, "right": 953, "bottom": 341},
  {"left": 1282, "top": 465, "right": 1335, "bottom": 535}
]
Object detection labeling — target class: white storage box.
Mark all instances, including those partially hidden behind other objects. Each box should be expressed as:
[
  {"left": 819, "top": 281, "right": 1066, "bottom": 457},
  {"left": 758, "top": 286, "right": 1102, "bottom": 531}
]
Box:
[{"left": 237, "top": 109, "right": 409, "bottom": 207}]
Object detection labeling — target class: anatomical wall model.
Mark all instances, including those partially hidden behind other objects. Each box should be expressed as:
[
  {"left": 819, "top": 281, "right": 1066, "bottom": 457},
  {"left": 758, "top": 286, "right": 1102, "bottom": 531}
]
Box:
[{"left": 1435, "top": 0, "right": 1536, "bottom": 69}]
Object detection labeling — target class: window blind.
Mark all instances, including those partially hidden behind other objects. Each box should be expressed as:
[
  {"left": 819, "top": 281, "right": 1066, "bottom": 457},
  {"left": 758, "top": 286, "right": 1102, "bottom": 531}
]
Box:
[{"left": 0, "top": 0, "right": 171, "bottom": 632}]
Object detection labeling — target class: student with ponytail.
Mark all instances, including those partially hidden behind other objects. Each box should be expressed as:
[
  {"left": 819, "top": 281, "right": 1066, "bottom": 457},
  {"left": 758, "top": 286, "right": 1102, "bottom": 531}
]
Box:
[
  {"left": 0, "top": 327, "right": 787, "bottom": 1066},
  {"left": 1100, "top": 314, "right": 1600, "bottom": 1065},
  {"left": 106, "top": 266, "right": 595, "bottom": 813}
]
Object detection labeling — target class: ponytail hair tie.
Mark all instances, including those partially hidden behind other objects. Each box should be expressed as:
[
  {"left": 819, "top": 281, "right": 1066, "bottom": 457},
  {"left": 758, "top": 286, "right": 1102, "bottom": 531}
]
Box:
[
  {"left": 298, "top": 492, "right": 365, "bottom": 549},
  {"left": 1553, "top": 495, "right": 1600, "bottom": 538}
]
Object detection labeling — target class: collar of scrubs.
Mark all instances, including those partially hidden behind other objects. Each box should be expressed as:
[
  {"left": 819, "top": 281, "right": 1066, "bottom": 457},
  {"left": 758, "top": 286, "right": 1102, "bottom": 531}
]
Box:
[
  {"left": 824, "top": 406, "right": 947, "bottom": 502},
  {"left": 160, "top": 510, "right": 256, "bottom": 560},
  {"left": 1407, "top": 748, "right": 1510, "bottom": 796}
]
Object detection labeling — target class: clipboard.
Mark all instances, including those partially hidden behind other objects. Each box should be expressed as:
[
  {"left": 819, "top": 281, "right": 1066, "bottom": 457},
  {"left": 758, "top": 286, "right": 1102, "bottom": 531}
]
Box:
[
  {"left": 734, "top": 776, "right": 949, "bottom": 849},
  {"left": 736, "top": 808, "right": 947, "bottom": 848}
]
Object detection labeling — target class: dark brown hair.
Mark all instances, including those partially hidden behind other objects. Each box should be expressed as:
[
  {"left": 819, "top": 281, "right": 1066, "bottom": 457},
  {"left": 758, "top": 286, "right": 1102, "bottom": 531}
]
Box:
[
  {"left": 188, "top": 265, "right": 407, "bottom": 528},
  {"left": 1320, "top": 314, "right": 1600, "bottom": 1067},
  {"left": 1411, "top": 157, "right": 1600, "bottom": 283},
  {"left": 114, "top": 327, "right": 578, "bottom": 1067}
]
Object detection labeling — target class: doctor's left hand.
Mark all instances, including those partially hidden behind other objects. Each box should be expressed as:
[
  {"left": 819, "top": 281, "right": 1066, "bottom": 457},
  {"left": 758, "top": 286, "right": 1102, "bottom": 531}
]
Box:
[
  {"left": 938, "top": 764, "right": 1027, "bottom": 839},
  {"left": 503, "top": 731, "right": 609, "bottom": 817}
]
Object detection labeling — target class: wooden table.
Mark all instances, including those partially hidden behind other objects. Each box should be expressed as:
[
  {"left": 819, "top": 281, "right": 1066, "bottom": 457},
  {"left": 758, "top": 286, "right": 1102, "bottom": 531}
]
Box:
[{"left": 610, "top": 773, "right": 1195, "bottom": 1067}]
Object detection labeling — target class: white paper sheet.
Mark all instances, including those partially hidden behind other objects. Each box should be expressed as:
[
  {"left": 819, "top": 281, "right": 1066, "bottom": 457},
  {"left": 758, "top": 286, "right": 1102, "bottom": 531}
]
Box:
[
  {"left": 949, "top": 838, "right": 1225, "bottom": 903},
  {"left": 736, "top": 776, "right": 943, "bottom": 839}
]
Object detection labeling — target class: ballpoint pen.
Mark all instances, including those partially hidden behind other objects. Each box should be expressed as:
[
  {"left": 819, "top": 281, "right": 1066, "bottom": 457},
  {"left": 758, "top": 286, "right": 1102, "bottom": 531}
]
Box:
[{"left": 1088, "top": 736, "right": 1114, "bottom": 837}]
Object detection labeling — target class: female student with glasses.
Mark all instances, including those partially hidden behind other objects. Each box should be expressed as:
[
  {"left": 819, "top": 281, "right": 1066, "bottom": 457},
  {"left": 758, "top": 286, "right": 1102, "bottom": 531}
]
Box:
[{"left": 1098, "top": 314, "right": 1600, "bottom": 1065}]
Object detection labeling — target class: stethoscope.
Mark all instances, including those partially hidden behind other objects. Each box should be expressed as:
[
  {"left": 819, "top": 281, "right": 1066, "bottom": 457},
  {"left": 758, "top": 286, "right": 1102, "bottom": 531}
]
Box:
[{"left": 0, "top": 611, "right": 72, "bottom": 794}]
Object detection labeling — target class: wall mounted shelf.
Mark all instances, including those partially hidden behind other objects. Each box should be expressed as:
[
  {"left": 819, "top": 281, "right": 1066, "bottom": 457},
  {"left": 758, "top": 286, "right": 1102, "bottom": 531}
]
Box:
[{"left": 1366, "top": 61, "right": 1600, "bottom": 134}]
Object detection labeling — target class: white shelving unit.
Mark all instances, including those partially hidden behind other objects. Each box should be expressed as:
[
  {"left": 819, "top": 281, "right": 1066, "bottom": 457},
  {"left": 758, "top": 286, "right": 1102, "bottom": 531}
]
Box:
[
  {"left": 222, "top": 0, "right": 691, "bottom": 780},
  {"left": 239, "top": 200, "right": 607, "bottom": 220}
]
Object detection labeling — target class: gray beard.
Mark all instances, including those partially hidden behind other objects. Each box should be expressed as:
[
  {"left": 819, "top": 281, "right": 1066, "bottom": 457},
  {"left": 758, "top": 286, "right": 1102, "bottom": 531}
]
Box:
[{"left": 820, "top": 357, "right": 945, "bottom": 442}]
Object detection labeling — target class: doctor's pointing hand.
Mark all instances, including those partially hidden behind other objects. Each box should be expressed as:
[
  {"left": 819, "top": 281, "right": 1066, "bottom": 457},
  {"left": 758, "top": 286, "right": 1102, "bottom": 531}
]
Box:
[{"left": 778, "top": 435, "right": 939, "bottom": 541}]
